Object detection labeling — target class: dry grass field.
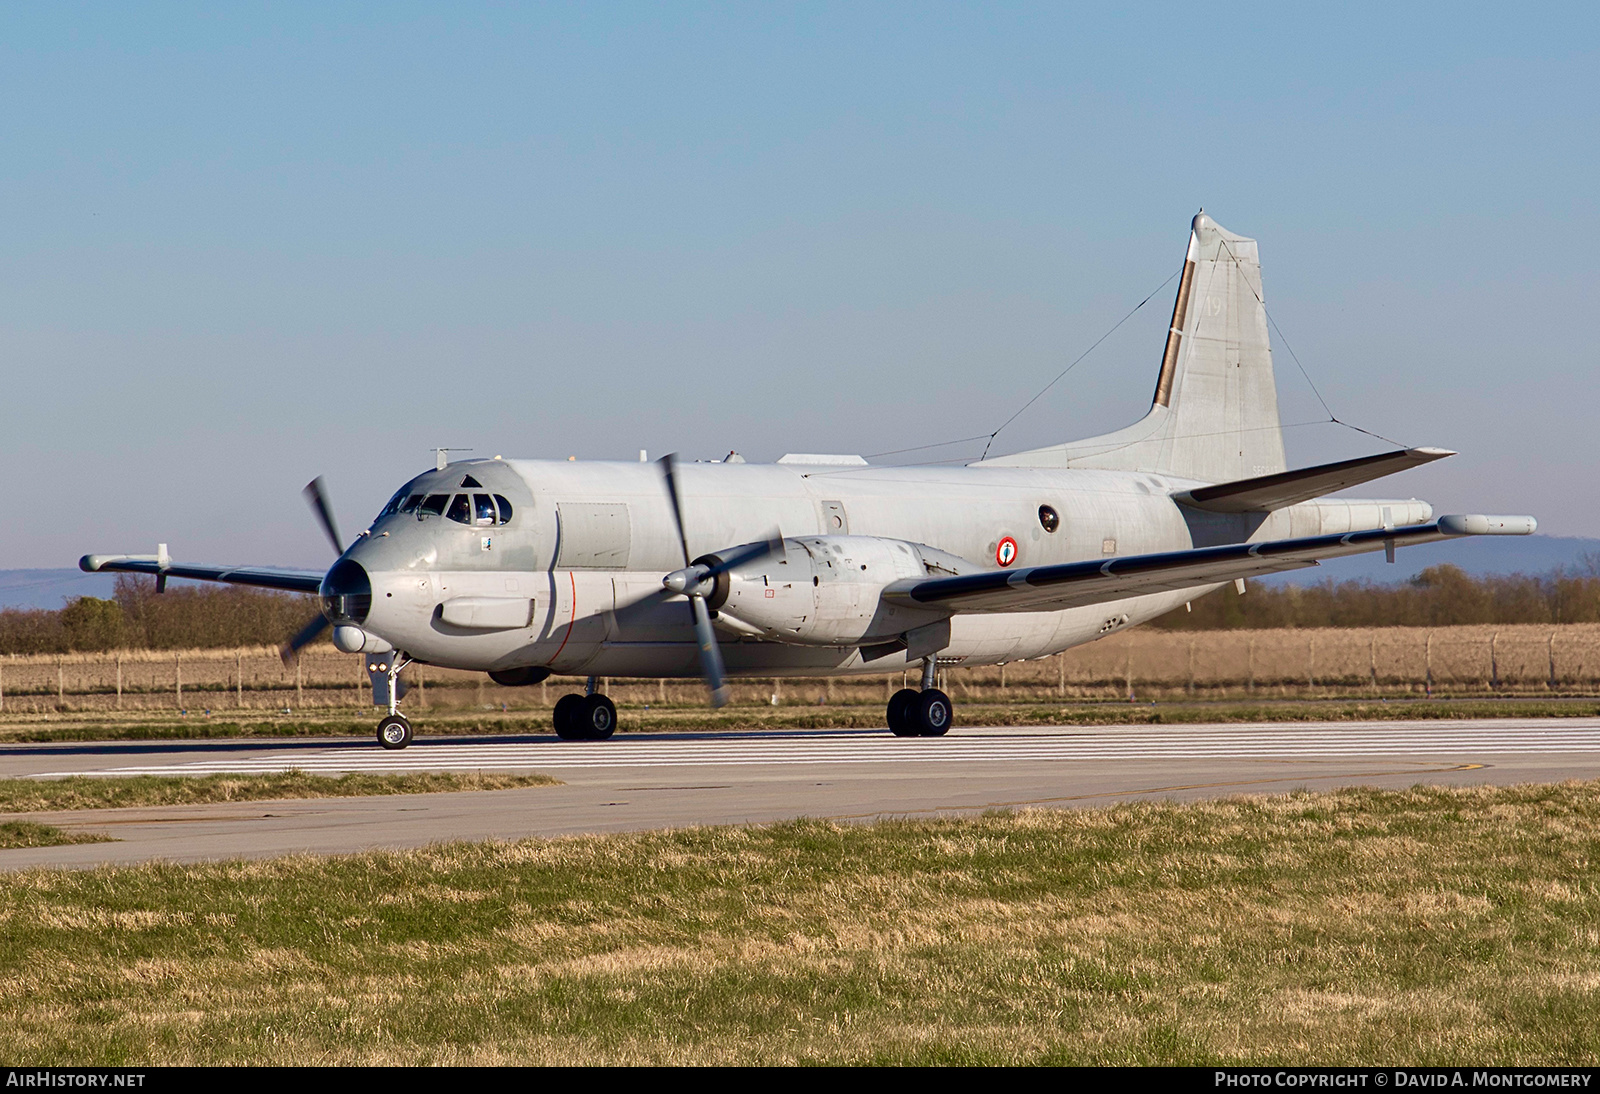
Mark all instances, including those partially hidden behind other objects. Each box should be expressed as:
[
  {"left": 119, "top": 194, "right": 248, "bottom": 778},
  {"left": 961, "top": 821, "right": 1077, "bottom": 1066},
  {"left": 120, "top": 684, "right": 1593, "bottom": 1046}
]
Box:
[
  {"left": 0, "top": 772, "right": 560, "bottom": 814},
  {"left": 0, "top": 773, "right": 562, "bottom": 848},
  {"left": 0, "top": 821, "right": 105, "bottom": 850},
  {"left": 3, "top": 781, "right": 1600, "bottom": 1064},
  {"left": 1, "top": 624, "right": 1597, "bottom": 719}
]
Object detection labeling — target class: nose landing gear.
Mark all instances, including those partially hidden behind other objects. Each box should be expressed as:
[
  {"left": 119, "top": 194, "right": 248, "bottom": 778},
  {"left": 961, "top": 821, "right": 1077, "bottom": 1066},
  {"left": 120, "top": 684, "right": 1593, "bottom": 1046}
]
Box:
[
  {"left": 369, "top": 651, "right": 415, "bottom": 750},
  {"left": 887, "top": 657, "right": 953, "bottom": 737}
]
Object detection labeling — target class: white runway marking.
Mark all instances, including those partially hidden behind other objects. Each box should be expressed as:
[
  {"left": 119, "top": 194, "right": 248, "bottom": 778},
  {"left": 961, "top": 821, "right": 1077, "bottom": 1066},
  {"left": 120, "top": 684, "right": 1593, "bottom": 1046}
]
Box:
[{"left": 26, "top": 719, "right": 1600, "bottom": 778}]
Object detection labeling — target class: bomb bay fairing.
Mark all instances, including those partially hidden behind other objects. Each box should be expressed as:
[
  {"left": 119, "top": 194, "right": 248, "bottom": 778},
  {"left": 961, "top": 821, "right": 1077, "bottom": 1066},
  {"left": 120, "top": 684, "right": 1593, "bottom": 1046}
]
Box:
[{"left": 82, "top": 213, "right": 1535, "bottom": 747}]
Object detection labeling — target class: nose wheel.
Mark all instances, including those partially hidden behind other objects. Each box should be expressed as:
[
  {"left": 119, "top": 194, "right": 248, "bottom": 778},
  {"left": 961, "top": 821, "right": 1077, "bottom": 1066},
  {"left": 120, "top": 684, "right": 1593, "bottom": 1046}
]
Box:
[{"left": 377, "top": 714, "right": 413, "bottom": 750}]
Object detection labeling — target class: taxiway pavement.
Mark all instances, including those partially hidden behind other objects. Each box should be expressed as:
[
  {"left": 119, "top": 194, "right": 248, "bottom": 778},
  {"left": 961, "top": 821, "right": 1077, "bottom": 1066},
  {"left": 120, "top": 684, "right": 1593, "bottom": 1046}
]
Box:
[{"left": 3, "top": 718, "right": 1599, "bottom": 870}]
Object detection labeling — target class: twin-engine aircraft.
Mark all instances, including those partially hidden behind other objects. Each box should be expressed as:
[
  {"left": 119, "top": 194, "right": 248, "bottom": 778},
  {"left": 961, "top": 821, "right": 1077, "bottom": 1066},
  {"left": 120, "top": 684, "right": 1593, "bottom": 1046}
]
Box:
[{"left": 82, "top": 213, "right": 1535, "bottom": 748}]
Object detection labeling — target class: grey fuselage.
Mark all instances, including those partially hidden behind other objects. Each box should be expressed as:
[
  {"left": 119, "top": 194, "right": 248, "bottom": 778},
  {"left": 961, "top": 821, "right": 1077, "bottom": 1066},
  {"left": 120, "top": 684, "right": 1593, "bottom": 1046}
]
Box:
[{"left": 335, "top": 457, "right": 1429, "bottom": 680}]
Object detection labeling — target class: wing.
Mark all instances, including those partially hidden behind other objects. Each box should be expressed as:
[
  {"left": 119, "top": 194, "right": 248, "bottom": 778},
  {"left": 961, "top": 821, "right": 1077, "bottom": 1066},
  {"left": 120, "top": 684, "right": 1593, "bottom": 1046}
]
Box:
[
  {"left": 883, "top": 514, "right": 1535, "bottom": 615},
  {"left": 80, "top": 554, "right": 324, "bottom": 594}
]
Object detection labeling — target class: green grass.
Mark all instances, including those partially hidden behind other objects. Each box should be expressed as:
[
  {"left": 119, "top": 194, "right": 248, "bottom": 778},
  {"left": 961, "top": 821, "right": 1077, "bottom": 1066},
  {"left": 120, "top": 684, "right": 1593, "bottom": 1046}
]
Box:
[
  {"left": 4, "top": 696, "right": 1598, "bottom": 744},
  {"left": 0, "top": 772, "right": 561, "bottom": 813},
  {"left": 0, "top": 820, "right": 110, "bottom": 849},
  {"left": 4, "top": 781, "right": 1600, "bottom": 1063}
]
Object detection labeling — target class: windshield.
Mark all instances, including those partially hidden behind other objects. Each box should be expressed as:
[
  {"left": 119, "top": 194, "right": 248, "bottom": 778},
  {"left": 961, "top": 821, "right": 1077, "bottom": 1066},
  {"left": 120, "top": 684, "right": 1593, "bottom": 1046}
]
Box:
[{"left": 379, "top": 477, "right": 517, "bottom": 526}]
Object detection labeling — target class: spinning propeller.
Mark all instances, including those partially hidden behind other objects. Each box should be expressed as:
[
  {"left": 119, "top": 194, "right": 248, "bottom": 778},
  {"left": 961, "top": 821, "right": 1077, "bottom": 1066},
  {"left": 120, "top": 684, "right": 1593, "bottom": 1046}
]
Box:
[
  {"left": 279, "top": 476, "right": 345, "bottom": 664},
  {"left": 657, "top": 454, "right": 781, "bottom": 708}
]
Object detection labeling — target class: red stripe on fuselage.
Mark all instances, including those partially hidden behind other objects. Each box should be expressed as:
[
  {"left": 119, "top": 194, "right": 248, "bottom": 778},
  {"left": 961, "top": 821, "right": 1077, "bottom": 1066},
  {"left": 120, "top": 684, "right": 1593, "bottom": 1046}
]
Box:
[{"left": 549, "top": 570, "right": 578, "bottom": 665}]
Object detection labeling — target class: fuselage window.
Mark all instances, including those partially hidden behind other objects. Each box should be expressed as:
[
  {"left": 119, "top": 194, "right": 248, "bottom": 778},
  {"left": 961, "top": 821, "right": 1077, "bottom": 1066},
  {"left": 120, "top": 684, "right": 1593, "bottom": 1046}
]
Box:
[
  {"left": 472, "top": 494, "right": 496, "bottom": 526},
  {"left": 420, "top": 494, "right": 450, "bottom": 517},
  {"left": 493, "top": 495, "right": 514, "bottom": 524},
  {"left": 446, "top": 494, "right": 472, "bottom": 524}
]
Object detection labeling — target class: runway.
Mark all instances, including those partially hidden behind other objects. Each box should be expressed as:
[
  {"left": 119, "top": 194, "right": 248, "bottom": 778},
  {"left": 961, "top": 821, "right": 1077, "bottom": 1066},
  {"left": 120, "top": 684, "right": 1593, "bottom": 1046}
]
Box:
[
  {"left": 4, "top": 717, "right": 1599, "bottom": 871},
  {"left": 20, "top": 720, "right": 1600, "bottom": 776}
]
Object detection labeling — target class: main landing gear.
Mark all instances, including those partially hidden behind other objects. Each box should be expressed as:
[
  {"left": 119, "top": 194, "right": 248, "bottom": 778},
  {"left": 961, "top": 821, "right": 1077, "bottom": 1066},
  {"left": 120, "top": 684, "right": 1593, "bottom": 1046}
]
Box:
[
  {"left": 553, "top": 677, "right": 617, "bottom": 741},
  {"left": 887, "top": 658, "right": 953, "bottom": 737}
]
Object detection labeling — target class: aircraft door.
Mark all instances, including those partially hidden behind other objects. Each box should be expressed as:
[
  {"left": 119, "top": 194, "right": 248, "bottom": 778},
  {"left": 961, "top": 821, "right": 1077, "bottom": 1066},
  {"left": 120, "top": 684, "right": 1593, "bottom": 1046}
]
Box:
[{"left": 555, "top": 502, "right": 632, "bottom": 568}]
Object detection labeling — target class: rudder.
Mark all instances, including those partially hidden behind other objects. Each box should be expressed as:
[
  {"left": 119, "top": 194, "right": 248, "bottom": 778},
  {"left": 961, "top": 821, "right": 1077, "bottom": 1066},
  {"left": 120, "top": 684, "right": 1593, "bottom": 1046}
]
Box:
[{"left": 979, "top": 212, "right": 1287, "bottom": 484}]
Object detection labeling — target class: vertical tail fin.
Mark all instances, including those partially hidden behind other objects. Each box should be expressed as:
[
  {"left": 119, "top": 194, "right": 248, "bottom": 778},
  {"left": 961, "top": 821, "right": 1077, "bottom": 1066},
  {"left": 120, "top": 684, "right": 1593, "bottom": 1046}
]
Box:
[{"left": 979, "top": 213, "right": 1288, "bottom": 483}]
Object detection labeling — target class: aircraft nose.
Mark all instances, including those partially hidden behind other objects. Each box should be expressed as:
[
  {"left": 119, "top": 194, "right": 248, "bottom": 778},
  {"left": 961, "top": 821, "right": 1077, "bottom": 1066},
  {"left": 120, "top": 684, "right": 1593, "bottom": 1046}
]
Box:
[{"left": 320, "top": 558, "right": 372, "bottom": 625}]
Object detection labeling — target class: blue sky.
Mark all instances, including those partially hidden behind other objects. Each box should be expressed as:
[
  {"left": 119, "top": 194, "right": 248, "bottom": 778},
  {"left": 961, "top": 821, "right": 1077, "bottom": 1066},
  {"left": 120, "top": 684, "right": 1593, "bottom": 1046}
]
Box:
[{"left": 3, "top": 3, "right": 1596, "bottom": 568}]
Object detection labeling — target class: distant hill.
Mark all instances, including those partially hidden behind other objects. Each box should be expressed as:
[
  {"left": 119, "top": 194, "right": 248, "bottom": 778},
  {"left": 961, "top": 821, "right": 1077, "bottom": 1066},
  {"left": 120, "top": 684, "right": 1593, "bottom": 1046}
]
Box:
[
  {"left": 1262, "top": 535, "right": 1600, "bottom": 587},
  {"left": 2, "top": 535, "right": 1595, "bottom": 611}
]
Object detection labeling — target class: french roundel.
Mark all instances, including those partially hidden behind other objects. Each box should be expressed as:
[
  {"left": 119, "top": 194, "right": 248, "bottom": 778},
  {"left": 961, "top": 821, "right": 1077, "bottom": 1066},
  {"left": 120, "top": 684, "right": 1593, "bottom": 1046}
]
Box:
[{"left": 996, "top": 536, "right": 1018, "bottom": 567}]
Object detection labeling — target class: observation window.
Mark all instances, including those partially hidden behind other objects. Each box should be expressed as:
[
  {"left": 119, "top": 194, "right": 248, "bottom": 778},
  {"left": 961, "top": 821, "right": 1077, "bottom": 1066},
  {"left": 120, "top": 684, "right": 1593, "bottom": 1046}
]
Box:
[
  {"left": 1039, "top": 505, "right": 1060, "bottom": 534},
  {"left": 446, "top": 494, "right": 472, "bottom": 524}
]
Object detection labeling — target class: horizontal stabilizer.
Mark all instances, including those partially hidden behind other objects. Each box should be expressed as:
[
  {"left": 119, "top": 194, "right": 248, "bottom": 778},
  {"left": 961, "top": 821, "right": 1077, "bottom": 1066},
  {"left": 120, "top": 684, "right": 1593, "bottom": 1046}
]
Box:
[
  {"left": 1173, "top": 448, "right": 1454, "bottom": 513},
  {"left": 883, "top": 513, "right": 1534, "bottom": 616}
]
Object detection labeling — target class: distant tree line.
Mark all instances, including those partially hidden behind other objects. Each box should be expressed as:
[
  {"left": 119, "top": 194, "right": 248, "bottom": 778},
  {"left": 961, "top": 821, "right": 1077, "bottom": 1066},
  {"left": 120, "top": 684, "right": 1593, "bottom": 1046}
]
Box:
[
  {"left": 3, "top": 563, "right": 1600, "bottom": 654},
  {"left": 1152, "top": 563, "right": 1600, "bottom": 631},
  {"left": 0, "top": 577, "right": 316, "bottom": 654}
]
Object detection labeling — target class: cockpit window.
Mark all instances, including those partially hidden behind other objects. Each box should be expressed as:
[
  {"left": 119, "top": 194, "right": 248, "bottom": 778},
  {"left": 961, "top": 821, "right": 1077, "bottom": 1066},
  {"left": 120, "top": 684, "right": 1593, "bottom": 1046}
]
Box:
[
  {"left": 407, "top": 490, "right": 515, "bottom": 527},
  {"left": 472, "top": 494, "right": 496, "bottom": 525},
  {"left": 379, "top": 488, "right": 408, "bottom": 517}
]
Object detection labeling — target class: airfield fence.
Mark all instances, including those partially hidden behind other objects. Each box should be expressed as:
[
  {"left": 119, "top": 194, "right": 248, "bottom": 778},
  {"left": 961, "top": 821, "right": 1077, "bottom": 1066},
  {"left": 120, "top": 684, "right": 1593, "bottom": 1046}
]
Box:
[{"left": 0, "top": 623, "right": 1597, "bottom": 715}]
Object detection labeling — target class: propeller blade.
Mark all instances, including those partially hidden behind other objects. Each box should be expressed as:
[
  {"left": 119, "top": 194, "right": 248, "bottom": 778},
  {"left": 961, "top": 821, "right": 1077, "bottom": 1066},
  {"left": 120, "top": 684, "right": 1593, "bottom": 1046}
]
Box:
[
  {"left": 302, "top": 476, "right": 344, "bottom": 557},
  {"left": 655, "top": 456, "right": 767, "bottom": 709},
  {"left": 662, "top": 532, "right": 784, "bottom": 595},
  {"left": 279, "top": 613, "right": 331, "bottom": 666},
  {"left": 700, "top": 532, "right": 784, "bottom": 579},
  {"left": 657, "top": 453, "right": 691, "bottom": 567},
  {"left": 689, "top": 595, "right": 730, "bottom": 709}
]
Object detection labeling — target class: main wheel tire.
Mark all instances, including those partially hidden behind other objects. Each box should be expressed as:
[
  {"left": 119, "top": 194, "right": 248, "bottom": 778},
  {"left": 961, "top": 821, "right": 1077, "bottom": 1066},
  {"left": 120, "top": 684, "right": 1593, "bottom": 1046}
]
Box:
[
  {"left": 376, "top": 714, "right": 413, "bottom": 750},
  {"left": 887, "top": 688, "right": 919, "bottom": 737},
  {"left": 578, "top": 694, "right": 617, "bottom": 740},
  {"left": 553, "top": 693, "right": 586, "bottom": 739},
  {"left": 912, "top": 689, "right": 953, "bottom": 737}
]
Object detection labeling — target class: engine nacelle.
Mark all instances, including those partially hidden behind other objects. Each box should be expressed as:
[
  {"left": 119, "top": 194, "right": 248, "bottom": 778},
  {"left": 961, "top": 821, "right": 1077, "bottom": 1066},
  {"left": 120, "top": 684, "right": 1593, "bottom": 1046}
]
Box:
[{"left": 715, "top": 535, "right": 959, "bottom": 646}]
